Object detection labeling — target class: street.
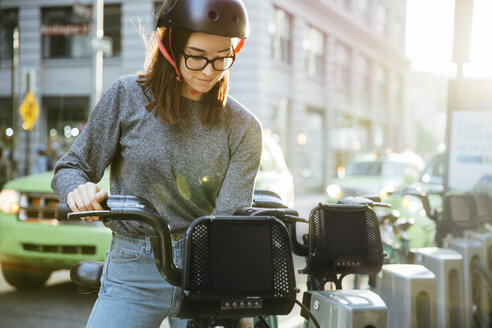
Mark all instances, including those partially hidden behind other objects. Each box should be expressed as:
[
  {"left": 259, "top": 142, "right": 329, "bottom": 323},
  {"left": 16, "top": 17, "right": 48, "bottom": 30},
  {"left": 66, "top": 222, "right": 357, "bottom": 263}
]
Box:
[
  {"left": 0, "top": 193, "right": 325, "bottom": 328},
  {"left": 0, "top": 269, "right": 96, "bottom": 328}
]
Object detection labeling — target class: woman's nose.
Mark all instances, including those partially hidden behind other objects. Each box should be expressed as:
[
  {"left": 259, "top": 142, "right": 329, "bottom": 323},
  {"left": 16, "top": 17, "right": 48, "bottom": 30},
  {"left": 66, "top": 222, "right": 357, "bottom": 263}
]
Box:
[{"left": 202, "top": 62, "right": 215, "bottom": 76}]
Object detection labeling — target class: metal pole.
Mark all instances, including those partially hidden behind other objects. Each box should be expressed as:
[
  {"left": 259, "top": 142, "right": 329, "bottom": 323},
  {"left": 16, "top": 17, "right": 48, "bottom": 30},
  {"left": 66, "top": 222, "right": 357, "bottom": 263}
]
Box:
[
  {"left": 10, "top": 26, "right": 19, "bottom": 179},
  {"left": 23, "top": 73, "right": 31, "bottom": 177},
  {"left": 90, "top": 0, "right": 104, "bottom": 112}
]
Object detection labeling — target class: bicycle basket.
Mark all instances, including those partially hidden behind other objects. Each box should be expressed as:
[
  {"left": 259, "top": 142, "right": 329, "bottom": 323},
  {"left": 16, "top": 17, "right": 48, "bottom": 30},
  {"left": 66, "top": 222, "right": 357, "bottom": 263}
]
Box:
[
  {"left": 179, "top": 216, "right": 297, "bottom": 318},
  {"left": 300, "top": 204, "right": 384, "bottom": 276}
]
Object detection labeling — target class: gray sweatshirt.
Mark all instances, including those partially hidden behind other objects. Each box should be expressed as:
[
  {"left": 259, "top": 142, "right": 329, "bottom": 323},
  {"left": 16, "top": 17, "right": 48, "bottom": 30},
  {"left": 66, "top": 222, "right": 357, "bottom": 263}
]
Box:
[{"left": 51, "top": 75, "right": 262, "bottom": 237}]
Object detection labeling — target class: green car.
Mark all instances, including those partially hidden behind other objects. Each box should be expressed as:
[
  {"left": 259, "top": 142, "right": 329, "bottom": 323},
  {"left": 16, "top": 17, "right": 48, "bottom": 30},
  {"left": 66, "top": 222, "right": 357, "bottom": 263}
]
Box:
[
  {"left": 0, "top": 171, "right": 112, "bottom": 288},
  {"left": 0, "top": 135, "right": 294, "bottom": 289},
  {"left": 326, "top": 152, "right": 423, "bottom": 203}
]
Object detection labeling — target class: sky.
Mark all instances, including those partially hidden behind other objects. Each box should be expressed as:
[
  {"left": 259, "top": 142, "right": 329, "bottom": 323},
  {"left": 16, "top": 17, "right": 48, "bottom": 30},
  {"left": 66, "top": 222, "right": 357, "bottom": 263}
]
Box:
[{"left": 405, "top": 0, "right": 492, "bottom": 78}]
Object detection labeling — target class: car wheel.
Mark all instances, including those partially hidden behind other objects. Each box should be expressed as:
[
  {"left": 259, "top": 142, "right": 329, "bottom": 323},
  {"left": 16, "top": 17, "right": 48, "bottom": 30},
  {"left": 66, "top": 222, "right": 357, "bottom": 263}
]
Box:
[{"left": 1, "top": 263, "right": 51, "bottom": 289}]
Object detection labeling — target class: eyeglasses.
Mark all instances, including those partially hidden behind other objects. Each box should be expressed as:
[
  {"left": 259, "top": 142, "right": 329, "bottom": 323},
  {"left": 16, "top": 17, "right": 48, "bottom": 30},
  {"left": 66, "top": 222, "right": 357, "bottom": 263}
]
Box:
[{"left": 182, "top": 52, "right": 236, "bottom": 71}]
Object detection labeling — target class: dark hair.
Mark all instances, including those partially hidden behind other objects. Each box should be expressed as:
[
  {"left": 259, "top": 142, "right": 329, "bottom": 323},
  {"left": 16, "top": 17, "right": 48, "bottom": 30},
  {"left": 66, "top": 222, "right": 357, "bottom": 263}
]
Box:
[{"left": 138, "top": 27, "right": 229, "bottom": 124}]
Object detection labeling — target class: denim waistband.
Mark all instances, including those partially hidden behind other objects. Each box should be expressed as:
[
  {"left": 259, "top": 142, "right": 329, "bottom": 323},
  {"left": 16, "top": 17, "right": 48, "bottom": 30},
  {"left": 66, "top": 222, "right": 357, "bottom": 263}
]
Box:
[{"left": 113, "top": 231, "right": 185, "bottom": 246}]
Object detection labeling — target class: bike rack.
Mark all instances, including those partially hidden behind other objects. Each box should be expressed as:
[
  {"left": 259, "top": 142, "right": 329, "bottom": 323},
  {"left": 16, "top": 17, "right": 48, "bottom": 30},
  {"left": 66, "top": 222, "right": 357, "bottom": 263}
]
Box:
[
  {"left": 412, "top": 247, "right": 465, "bottom": 328},
  {"left": 448, "top": 238, "right": 489, "bottom": 328},
  {"left": 298, "top": 202, "right": 388, "bottom": 328},
  {"left": 376, "top": 264, "right": 437, "bottom": 328},
  {"left": 440, "top": 193, "right": 492, "bottom": 328},
  {"left": 302, "top": 289, "right": 387, "bottom": 328}
]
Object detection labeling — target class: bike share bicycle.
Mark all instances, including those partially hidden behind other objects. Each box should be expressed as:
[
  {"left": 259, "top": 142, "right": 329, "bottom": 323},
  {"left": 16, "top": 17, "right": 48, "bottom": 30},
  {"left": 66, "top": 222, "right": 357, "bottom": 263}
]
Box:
[
  {"left": 58, "top": 192, "right": 309, "bottom": 328},
  {"left": 59, "top": 191, "right": 387, "bottom": 328}
]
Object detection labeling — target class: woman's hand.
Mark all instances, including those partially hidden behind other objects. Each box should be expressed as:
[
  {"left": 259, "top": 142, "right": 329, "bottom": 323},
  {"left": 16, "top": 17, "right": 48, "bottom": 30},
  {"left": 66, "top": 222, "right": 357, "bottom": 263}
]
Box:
[{"left": 67, "top": 182, "right": 108, "bottom": 222}]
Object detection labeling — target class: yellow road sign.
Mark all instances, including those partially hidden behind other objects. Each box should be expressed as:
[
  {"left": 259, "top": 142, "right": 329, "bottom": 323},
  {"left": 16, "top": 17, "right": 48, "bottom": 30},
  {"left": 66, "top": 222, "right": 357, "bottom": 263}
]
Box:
[{"left": 19, "top": 91, "right": 39, "bottom": 130}]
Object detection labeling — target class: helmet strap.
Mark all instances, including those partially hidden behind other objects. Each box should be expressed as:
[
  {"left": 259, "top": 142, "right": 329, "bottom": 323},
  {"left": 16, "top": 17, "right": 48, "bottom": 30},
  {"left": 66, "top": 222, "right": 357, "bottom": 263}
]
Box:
[
  {"left": 157, "top": 28, "right": 183, "bottom": 82},
  {"left": 157, "top": 28, "right": 201, "bottom": 96},
  {"left": 234, "top": 38, "right": 245, "bottom": 53}
]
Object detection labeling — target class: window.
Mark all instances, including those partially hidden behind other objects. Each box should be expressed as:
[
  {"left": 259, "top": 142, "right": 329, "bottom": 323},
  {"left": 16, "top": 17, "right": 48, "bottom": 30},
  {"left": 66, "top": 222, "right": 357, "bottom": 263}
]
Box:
[
  {"left": 304, "top": 26, "right": 324, "bottom": 77},
  {"left": 302, "top": 109, "right": 325, "bottom": 190},
  {"left": 393, "top": 18, "right": 405, "bottom": 50},
  {"left": 0, "top": 8, "right": 18, "bottom": 62},
  {"left": 41, "top": 4, "right": 121, "bottom": 59},
  {"left": 42, "top": 6, "right": 91, "bottom": 59},
  {"left": 356, "top": 55, "right": 371, "bottom": 104},
  {"left": 269, "top": 7, "right": 292, "bottom": 64},
  {"left": 374, "top": 65, "right": 387, "bottom": 106},
  {"left": 104, "top": 4, "right": 122, "bottom": 56},
  {"left": 0, "top": 97, "right": 13, "bottom": 150},
  {"left": 0, "top": 97, "right": 13, "bottom": 131},
  {"left": 335, "top": 0, "right": 352, "bottom": 11},
  {"left": 43, "top": 96, "right": 89, "bottom": 156},
  {"left": 395, "top": 75, "right": 403, "bottom": 107},
  {"left": 334, "top": 41, "right": 351, "bottom": 97},
  {"left": 272, "top": 98, "right": 291, "bottom": 162},
  {"left": 355, "top": 0, "right": 370, "bottom": 25},
  {"left": 375, "top": 4, "right": 387, "bottom": 36},
  {"left": 44, "top": 96, "right": 89, "bottom": 131}
]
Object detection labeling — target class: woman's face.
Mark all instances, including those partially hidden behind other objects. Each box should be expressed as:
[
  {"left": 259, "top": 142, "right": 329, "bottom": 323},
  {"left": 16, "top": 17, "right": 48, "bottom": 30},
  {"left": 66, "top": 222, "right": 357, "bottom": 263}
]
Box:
[{"left": 179, "top": 32, "right": 234, "bottom": 100}]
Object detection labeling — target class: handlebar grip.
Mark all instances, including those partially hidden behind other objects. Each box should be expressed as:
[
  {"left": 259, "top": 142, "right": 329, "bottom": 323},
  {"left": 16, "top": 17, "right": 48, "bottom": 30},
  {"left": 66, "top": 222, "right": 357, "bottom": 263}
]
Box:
[
  {"left": 56, "top": 203, "right": 73, "bottom": 221},
  {"left": 56, "top": 202, "right": 111, "bottom": 221}
]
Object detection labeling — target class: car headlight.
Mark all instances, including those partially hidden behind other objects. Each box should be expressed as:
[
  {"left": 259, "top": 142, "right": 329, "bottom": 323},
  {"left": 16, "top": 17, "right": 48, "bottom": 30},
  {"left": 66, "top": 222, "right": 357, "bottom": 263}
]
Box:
[
  {"left": 0, "top": 189, "right": 21, "bottom": 214},
  {"left": 326, "top": 184, "right": 342, "bottom": 199},
  {"left": 379, "top": 185, "right": 396, "bottom": 200},
  {"left": 401, "top": 195, "right": 424, "bottom": 212}
]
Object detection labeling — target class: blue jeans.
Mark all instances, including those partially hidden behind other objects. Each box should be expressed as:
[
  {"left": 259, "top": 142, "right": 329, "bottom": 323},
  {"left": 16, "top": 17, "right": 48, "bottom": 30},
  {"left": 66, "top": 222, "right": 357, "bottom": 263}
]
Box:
[{"left": 86, "top": 233, "right": 187, "bottom": 328}]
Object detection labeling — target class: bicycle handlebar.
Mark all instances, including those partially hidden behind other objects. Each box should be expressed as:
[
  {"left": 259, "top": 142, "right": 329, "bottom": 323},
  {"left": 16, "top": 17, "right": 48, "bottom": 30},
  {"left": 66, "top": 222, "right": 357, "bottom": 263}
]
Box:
[
  {"left": 337, "top": 196, "right": 391, "bottom": 208},
  {"left": 56, "top": 195, "right": 182, "bottom": 286}
]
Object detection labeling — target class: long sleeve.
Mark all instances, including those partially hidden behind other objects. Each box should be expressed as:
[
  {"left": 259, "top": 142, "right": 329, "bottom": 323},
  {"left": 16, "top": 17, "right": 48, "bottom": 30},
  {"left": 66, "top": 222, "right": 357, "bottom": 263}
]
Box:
[
  {"left": 212, "top": 113, "right": 263, "bottom": 215},
  {"left": 51, "top": 79, "right": 124, "bottom": 202},
  {"left": 51, "top": 76, "right": 264, "bottom": 237}
]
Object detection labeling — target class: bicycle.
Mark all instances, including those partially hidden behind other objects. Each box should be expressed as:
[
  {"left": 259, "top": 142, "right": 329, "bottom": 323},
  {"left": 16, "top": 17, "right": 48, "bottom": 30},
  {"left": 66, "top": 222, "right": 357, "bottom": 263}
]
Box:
[
  {"left": 58, "top": 192, "right": 319, "bottom": 328},
  {"left": 60, "top": 191, "right": 387, "bottom": 328},
  {"left": 237, "top": 195, "right": 387, "bottom": 328}
]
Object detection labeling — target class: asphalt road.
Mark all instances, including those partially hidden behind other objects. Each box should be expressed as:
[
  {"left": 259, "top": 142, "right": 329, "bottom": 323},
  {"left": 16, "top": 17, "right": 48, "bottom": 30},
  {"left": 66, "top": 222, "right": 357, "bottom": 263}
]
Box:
[
  {"left": 0, "top": 269, "right": 96, "bottom": 328},
  {"left": 0, "top": 193, "right": 325, "bottom": 328},
  {"left": 0, "top": 259, "right": 309, "bottom": 328}
]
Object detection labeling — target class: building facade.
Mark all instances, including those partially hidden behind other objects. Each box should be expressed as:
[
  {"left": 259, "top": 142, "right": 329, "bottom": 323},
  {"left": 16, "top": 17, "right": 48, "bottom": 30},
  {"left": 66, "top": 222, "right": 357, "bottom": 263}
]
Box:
[
  {"left": 0, "top": 0, "right": 409, "bottom": 193},
  {"left": 230, "top": 0, "right": 409, "bottom": 192}
]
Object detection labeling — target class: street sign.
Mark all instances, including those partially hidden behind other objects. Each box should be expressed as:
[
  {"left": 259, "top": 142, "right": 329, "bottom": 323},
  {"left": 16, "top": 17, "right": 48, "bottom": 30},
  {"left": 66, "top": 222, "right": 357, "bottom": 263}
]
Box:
[
  {"left": 19, "top": 91, "right": 39, "bottom": 131},
  {"left": 445, "top": 79, "right": 492, "bottom": 194},
  {"left": 41, "top": 24, "right": 90, "bottom": 35},
  {"left": 91, "top": 37, "right": 113, "bottom": 56}
]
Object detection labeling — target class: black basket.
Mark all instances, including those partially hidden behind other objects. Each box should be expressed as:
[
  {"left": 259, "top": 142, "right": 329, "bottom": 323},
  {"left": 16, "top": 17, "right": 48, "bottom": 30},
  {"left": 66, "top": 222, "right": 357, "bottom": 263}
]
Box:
[
  {"left": 300, "top": 204, "right": 384, "bottom": 276},
  {"left": 179, "top": 216, "right": 297, "bottom": 318}
]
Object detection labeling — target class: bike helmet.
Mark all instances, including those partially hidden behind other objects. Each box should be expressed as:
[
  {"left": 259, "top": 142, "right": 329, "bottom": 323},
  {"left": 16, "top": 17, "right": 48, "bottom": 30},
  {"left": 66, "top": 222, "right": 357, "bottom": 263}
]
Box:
[{"left": 156, "top": 0, "right": 249, "bottom": 38}]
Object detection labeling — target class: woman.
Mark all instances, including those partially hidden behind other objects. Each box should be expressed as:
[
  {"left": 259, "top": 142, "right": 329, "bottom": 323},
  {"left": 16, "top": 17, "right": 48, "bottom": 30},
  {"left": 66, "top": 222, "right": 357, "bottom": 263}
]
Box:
[{"left": 51, "top": 0, "right": 262, "bottom": 327}]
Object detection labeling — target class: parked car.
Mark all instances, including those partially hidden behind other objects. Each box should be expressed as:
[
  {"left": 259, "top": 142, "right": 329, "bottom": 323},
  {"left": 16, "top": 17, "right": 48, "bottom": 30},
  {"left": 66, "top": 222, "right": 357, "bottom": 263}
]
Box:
[
  {"left": 0, "top": 172, "right": 111, "bottom": 289},
  {"left": 325, "top": 152, "right": 436, "bottom": 254},
  {"left": 326, "top": 152, "right": 423, "bottom": 203},
  {"left": 0, "top": 134, "right": 294, "bottom": 289},
  {"left": 256, "top": 134, "right": 295, "bottom": 208}
]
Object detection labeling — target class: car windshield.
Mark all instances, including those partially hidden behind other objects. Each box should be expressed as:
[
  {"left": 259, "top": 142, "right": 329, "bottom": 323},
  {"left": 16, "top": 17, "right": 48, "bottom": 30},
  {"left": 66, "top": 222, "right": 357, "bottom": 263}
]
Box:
[{"left": 345, "top": 161, "right": 404, "bottom": 178}]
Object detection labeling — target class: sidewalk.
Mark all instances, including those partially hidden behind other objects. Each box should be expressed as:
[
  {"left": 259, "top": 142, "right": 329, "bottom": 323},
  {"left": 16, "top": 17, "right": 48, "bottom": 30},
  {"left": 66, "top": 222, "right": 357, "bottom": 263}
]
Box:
[{"left": 293, "top": 192, "right": 326, "bottom": 219}]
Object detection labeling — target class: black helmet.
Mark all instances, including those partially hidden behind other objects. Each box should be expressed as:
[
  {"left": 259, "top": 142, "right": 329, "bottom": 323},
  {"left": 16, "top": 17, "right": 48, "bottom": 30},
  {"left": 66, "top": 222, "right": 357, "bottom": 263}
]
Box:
[{"left": 156, "top": 0, "right": 249, "bottom": 38}]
